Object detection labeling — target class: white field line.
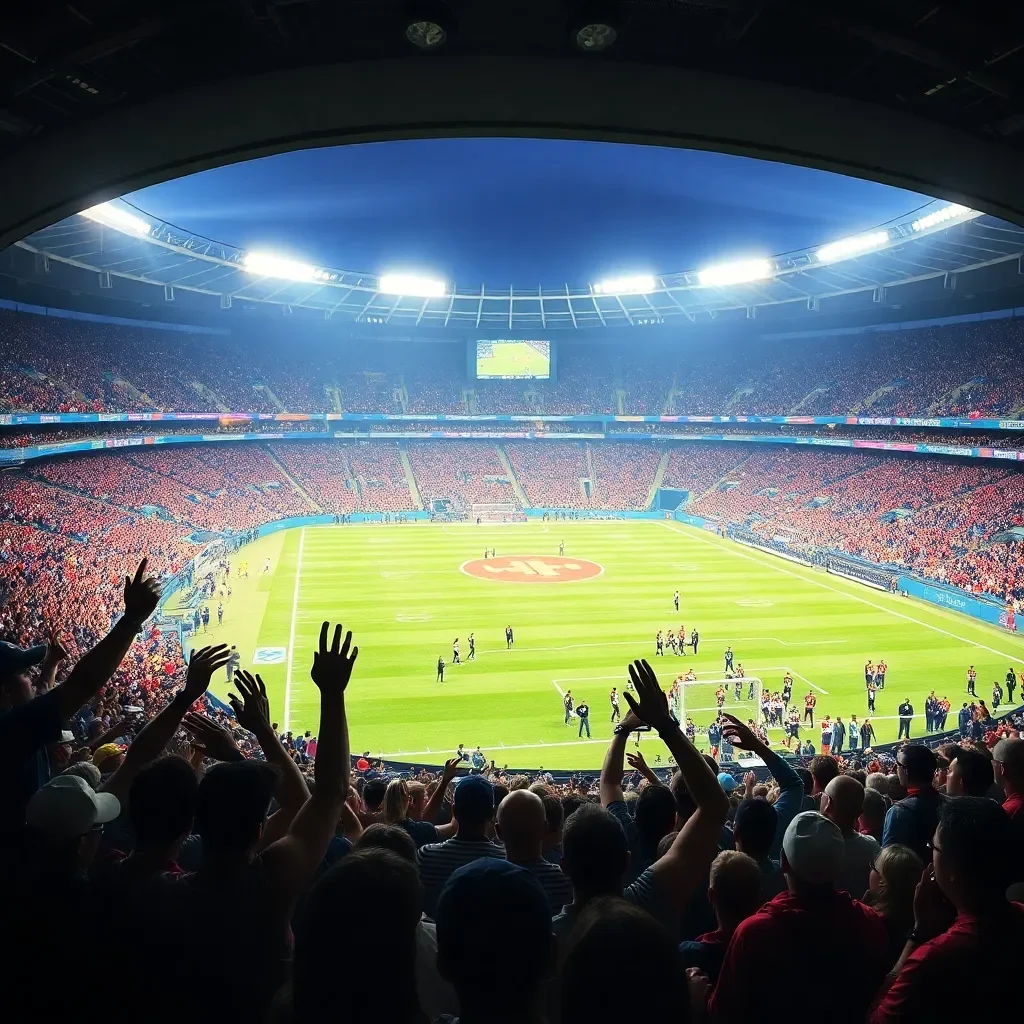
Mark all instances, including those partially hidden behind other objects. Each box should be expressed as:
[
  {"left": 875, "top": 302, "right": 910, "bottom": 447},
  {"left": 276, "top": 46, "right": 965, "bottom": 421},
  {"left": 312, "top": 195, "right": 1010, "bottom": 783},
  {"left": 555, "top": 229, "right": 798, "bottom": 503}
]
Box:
[
  {"left": 659, "top": 521, "right": 1024, "bottom": 666},
  {"left": 283, "top": 528, "right": 306, "bottom": 732}
]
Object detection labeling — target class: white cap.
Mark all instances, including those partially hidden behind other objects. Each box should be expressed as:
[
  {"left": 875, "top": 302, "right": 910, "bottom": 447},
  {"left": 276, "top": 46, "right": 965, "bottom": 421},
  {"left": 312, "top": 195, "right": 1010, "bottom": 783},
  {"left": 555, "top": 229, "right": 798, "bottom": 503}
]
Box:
[
  {"left": 782, "top": 811, "right": 845, "bottom": 886},
  {"left": 25, "top": 775, "right": 120, "bottom": 843}
]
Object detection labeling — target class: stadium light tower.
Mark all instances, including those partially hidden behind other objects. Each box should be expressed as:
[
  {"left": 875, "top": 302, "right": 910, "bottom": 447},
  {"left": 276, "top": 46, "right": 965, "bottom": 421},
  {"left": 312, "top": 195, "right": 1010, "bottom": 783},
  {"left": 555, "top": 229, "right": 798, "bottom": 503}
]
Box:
[
  {"left": 911, "top": 203, "right": 981, "bottom": 232},
  {"left": 378, "top": 273, "right": 447, "bottom": 297},
  {"left": 243, "top": 252, "right": 331, "bottom": 283},
  {"left": 79, "top": 202, "right": 151, "bottom": 237},
  {"left": 697, "top": 258, "right": 773, "bottom": 287},
  {"left": 593, "top": 274, "right": 657, "bottom": 295},
  {"left": 816, "top": 229, "right": 891, "bottom": 264}
]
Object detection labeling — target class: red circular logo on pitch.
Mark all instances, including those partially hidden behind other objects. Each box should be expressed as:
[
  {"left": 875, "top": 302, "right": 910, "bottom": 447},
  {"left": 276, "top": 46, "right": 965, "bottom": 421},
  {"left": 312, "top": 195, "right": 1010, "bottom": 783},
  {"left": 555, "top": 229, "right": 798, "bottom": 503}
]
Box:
[{"left": 461, "top": 555, "right": 604, "bottom": 584}]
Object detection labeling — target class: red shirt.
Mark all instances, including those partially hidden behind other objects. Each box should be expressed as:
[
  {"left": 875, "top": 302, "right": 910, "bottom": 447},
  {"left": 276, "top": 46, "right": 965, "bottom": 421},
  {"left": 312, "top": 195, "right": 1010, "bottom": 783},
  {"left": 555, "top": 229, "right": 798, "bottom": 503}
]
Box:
[
  {"left": 870, "top": 905, "right": 1024, "bottom": 1023},
  {"left": 1003, "top": 792, "right": 1023, "bottom": 822},
  {"left": 709, "top": 889, "right": 889, "bottom": 1024}
]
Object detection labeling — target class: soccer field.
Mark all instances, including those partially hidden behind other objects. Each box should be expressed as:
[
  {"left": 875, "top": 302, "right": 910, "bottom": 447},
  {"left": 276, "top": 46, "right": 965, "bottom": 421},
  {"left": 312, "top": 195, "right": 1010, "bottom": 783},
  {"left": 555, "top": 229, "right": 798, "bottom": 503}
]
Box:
[{"left": 188, "top": 520, "right": 1024, "bottom": 770}]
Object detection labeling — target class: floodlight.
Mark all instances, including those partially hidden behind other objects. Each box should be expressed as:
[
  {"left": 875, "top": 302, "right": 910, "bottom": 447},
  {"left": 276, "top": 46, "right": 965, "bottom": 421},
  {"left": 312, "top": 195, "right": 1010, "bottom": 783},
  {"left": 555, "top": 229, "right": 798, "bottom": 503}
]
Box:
[
  {"left": 403, "top": 1, "right": 450, "bottom": 49},
  {"left": 816, "top": 230, "right": 890, "bottom": 264},
  {"left": 244, "top": 252, "right": 324, "bottom": 283},
  {"left": 570, "top": 2, "right": 619, "bottom": 52},
  {"left": 697, "top": 259, "right": 773, "bottom": 287},
  {"left": 80, "top": 202, "right": 151, "bottom": 237},
  {"left": 593, "top": 274, "right": 657, "bottom": 295},
  {"left": 911, "top": 203, "right": 980, "bottom": 233},
  {"left": 575, "top": 21, "right": 617, "bottom": 51},
  {"left": 378, "top": 273, "right": 447, "bottom": 297}
]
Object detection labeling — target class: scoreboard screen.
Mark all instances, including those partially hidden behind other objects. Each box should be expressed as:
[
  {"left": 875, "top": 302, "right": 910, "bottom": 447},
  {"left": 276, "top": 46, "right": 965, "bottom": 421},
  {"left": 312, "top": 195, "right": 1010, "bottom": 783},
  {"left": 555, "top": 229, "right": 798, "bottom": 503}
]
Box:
[{"left": 475, "top": 339, "right": 551, "bottom": 380}]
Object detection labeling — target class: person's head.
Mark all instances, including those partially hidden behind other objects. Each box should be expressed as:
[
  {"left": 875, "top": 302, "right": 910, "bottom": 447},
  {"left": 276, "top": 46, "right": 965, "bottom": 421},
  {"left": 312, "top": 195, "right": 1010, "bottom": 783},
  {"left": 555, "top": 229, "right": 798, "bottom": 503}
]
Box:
[
  {"left": 354, "top": 823, "right": 416, "bottom": 862},
  {"left": 382, "top": 778, "right": 410, "bottom": 824},
  {"left": 708, "top": 850, "right": 763, "bottom": 934},
  {"left": 361, "top": 778, "right": 388, "bottom": 812},
  {"left": 195, "top": 760, "right": 279, "bottom": 861},
  {"left": 292, "top": 849, "right": 422, "bottom": 1021},
  {"left": 59, "top": 762, "right": 102, "bottom": 789},
  {"left": 795, "top": 767, "right": 813, "bottom": 796},
  {"left": 496, "top": 789, "right": 547, "bottom": 862},
  {"left": 820, "top": 776, "right": 865, "bottom": 832},
  {"left": 560, "top": 898, "right": 686, "bottom": 1024},
  {"left": 932, "top": 796, "right": 1015, "bottom": 910},
  {"left": 92, "top": 743, "right": 124, "bottom": 775},
  {"left": 0, "top": 639, "right": 46, "bottom": 706},
  {"left": 867, "top": 844, "right": 923, "bottom": 920},
  {"left": 781, "top": 811, "right": 845, "bottom": 892},
  {"left": 809, "top": 755, "right": 839, "bottom": 795},
  {"left": 670, "top": 754, "right": 718, "bottom": 825},
  {"left": 129, "top": 756, "right": 198, "bottom": 854},
  {"left": 992, "top": 737, "right": 1024, "bottom": 795},
  {"left": 946, "top": 749, "right": 994, "bottom": 798},
  {"left": 859, "top": 788, "right": 886, "bottom": 838},
  {"left": 436, "top": 860, "right": 552, "bottom": 1018},
  {"left": 533, "top": 791, "right": 564, "bottom": 851},
  {"left": 451, "top": 775, "right": 495, "bottom": 835},
  {"left": 560, "top": 804, "right": 629, "bottom": 902},
  {"left": 633, "top": 783, "right": 677, "bottom": 856},
  {"left": 732, "top": 797, "right": 778, "bottom": 861},
  {"left": 406, "top": 780, "right": 427, "bottom": 818},
  {"left": 896, "top": 744, "right": 937, "bottom": 789},
  {"left": 24, "top": 775, "right": 120, "bottom": 872}
]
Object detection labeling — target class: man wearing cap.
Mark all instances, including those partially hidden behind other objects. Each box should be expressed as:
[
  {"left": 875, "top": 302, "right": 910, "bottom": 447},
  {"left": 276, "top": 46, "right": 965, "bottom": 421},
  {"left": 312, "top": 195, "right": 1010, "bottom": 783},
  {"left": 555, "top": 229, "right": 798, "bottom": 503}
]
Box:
[
  {"left": 0, "top": 561, "right": 159, "bottom": 837},
  {"left": 417, "top": 773, "right": 505, "bottom": 918},
  {"left": 705, "top": 812, "right": 889, "bottom": 1023},
  {"left": 717, "top": 772, "right": 738, "bottom": 796}
]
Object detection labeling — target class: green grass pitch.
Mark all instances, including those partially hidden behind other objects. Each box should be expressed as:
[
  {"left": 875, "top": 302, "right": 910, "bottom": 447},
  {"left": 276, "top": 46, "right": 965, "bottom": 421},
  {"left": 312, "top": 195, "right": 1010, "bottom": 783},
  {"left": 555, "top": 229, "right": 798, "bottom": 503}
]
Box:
[{"left": 189, "top": 520, "right": 1024, "bottom": 770}]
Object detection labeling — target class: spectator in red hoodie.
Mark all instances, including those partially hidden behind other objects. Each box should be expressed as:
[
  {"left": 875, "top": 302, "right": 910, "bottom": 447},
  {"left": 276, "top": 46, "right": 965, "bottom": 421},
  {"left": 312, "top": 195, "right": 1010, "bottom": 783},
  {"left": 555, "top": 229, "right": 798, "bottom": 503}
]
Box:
[{"left": 704, "top": 811, "right": 889, "bottom": 1023}]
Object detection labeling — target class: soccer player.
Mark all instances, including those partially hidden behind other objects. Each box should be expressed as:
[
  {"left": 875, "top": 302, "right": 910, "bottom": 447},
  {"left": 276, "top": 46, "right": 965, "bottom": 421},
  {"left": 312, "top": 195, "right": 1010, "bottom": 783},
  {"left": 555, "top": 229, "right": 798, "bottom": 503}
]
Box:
[
  {"left": 201, "top": 605, "right": 210, "bottom": 633},
  {"left": 1007, "top": 666, "right": 1017, "bottom": 704},
  {"left": 734, "top": 678, "right": 742, "bottom": 701},
  {"left": 877, "top": 658, "right": 887, "bottom": 688},
  {"left": 667, "top": 630, "right": 677, "bottom": 656},
  {"left": 993, "top": 681, "right": 1003, "bottom": 711},
  {"left": 673, "top": 589, "right": 680, "bottom": 611},
  {"left": 724, "top": 646, "right": 734, "bottom": 672},
  {"left": 864, "top": 660, "right": 874, "bottom": 688},
  {"left": 867, "top": 680, "right": 877, "bottom": 713},
  {"left": 690, "top": 628, "right": 699, "bottom": 654},
  {"left": 803, "top": 691, "right": 816, "bottom": 726},
  {"left": 715, "top": 685, "right": 726, "bottom": 710},
  {"left": 436, "top": 656, "right": 445, "bottom": 683},
  {"left": 226, "top": 645, "right": 240, "bottom": 682},
  {"left": 217, "top": 601, "right": 224, "bottom": 626},
  {"left": 467, "top": 633, "right": 475, "bottom": 661},
  {"left": 563, "top": 689, "right": 574, "bottom": 725},
  {"left": 685, "top": 717, "right": 696, "bottom": 744},
  {"left": 684, "top": 667, "right": 696, "bottom": 682},
  {"left": 452, "top": 638, "right": 460, "bottom": 665},
  {"left": 263, "top": 557, "right": 271, "bottom": 574},
  {"left": 655, "top": 631, "right": 664, "bottom": 657},
  {"left": 897, "top": 698, "right": 914, "bottom": 739},
  {"left": 966, "top": 665, "right": 977, "bottom": 696},
  {"left": 559, "top": 540, "right": 565, "bottom": 556},
  {"left": 782, "top": 672, "right": 793, "bottom": 708},
  {"left": 609, "top": 687, "right": 620, "bottom": 723},
  {"left": 505, "top": 624, "right": 514, "bottom": 649},
  {"left": 576, "top": 700, "right": 590, "bottom": 738},
  {"left": 747, "top": 675, "right": 755, "bottom": 701}
]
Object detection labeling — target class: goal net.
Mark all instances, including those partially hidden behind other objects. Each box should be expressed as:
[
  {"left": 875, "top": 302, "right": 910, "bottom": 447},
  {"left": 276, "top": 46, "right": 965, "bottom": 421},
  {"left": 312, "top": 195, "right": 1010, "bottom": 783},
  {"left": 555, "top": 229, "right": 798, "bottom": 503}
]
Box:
[
  {"left": 471, "top": 502, "right": 523, "bottom": 523},
  {"left": 673, "top": 676, "right": 763, "bottom": 731}
]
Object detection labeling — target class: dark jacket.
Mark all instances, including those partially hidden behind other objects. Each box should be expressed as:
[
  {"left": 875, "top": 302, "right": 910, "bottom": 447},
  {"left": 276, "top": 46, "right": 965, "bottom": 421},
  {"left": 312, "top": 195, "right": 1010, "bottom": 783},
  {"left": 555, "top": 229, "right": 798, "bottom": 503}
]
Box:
[{"left": 881, "top": 787, "right": 944, "bottom": 861}]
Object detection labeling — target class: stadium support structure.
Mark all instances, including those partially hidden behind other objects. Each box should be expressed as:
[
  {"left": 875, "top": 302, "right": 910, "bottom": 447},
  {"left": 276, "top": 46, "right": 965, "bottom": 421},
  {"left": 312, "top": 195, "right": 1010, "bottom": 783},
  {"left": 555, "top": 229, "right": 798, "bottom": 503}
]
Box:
[{"left": 676, "top": 676, "right": 763, "bottom": 728}]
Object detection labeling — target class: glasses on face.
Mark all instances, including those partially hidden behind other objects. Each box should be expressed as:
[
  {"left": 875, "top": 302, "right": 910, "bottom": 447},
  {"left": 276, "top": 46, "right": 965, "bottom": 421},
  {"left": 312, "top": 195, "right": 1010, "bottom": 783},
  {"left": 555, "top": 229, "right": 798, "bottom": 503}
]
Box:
[{"left": 925, "top": 839, "right": 941, "bottom": 855}]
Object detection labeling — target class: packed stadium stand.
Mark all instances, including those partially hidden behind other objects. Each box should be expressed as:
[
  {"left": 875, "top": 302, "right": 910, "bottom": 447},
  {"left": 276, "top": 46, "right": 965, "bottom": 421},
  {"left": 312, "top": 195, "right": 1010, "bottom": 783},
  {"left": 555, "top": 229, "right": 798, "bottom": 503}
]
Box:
[{"left": 406, "top": 442, "right": 520, "bottom": 510}]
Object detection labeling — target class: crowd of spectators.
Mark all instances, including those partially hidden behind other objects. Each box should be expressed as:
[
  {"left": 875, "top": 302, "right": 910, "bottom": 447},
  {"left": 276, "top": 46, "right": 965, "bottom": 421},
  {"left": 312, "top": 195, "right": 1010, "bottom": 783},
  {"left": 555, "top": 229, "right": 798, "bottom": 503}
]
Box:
[{"left": 406, "top": 442, "right": 519, "bottom": 511}]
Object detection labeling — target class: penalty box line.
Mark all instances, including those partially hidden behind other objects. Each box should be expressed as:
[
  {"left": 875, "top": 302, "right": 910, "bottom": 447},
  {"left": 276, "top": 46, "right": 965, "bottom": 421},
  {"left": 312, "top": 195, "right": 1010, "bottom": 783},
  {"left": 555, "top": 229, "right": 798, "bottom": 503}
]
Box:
[{"left": 551, "top": 665, "right": 829, "bottom": 698}]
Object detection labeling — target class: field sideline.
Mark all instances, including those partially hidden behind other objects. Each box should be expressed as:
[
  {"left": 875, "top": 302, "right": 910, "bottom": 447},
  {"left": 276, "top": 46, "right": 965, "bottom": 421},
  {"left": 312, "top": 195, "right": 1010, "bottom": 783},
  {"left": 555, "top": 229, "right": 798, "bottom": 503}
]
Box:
[{"left": 182, "top": 520, "right": 1024, "bottom": 770}]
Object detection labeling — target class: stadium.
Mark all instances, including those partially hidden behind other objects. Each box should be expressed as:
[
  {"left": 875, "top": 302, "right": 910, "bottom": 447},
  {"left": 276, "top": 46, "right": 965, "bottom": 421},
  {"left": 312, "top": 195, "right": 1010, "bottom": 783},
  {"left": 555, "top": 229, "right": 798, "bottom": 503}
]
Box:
[{"left": 2, "top": 5, "right": 1024, "bottom": 1021}]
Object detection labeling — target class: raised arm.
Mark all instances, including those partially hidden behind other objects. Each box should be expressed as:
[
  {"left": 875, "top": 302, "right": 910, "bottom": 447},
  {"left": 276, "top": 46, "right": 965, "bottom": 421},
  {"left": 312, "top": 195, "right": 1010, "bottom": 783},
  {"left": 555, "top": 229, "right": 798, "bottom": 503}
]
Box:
[
  {"left": 626, "top": 749, "right": 662, "bottom": 789},
  {"left": 600, "top": 708, "right": 645, "bottom": 806},
  {"left": 100, "top": 644, "right": 231, "bottom": 805},
  {"left": 262, "top": 621, "right": 357, "bottom": 906},
  {"left": 623, "top": 660, "right": 730, "bottom": 916},
  {"left": 35, "top": 635, "right": 67, "bottom": 695},
  {"left": 421, "top": 757, "right": 461, "bottom": 824}
]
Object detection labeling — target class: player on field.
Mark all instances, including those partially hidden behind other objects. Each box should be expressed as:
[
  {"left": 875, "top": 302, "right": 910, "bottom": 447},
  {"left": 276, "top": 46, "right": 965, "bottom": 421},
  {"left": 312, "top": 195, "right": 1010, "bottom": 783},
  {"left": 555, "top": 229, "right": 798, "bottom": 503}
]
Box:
[
  {"left": 468, "top": 633, "right": 475, "bottom": 661},
  {"left": 667, "top": 630, "right": 677, "bottom": 656},
  {"left": 674, "top": 590, "right": 680, "bottom": 612},
  {"left": 803, "top": 691, "right": 816, "bottom": 726},
  {"left": 877, "top": 658, "right": 887, "bottom": 688},
  {"left": 734, "top": 678, "right": 742, "bottom": 701},
  {"left": 782, "top": 672, "right": 793, "bottom": 708},
  {"left": 576, "top": 700, "right": 591, "bottom": 739},
  {"left": 655, "top": 631, "right": 664, "bottom": 657},
  {"left": 966, "top": 665, "right": 977, "bottom": 696},
  {"left": 563, "top": 689, "right": 574, "bottom": 725},
  {"left": 452, "top": 638, "right": 460, "bottom": 665},
  {"left": 559, "top": 540, "right": 565, "bottom": 556},
  {"left": 436, "top": 656, "right": 445, "bottom": 683},
  {"left": 867, "top": 680, "right": 877, "bottom": 712},
  {"left": 505, "top": 624, "right": 514, "bottom": 649},
  {"left": 610, "top": 687, "right": 620, "bottom": 723},
  {"left": 715, "top": 685, "right": 726, "bottom": 710},
  {"left": 690, "top": 628, "right": 699, "bottom": 654},
  {"left": 684, "top": 667, "right": 696, "bottom": 682},
  {"left": 864, "top": 660, "right": 874, "bottom": 688},
  {"left": 685, "top": 717, "right": 696, "bottom": 744},
  {"left": 264, "top": 557, "right": 271, "bottom": 574},
  {"left": 724, "top": 646, "right": 734, "bottom": 673}
]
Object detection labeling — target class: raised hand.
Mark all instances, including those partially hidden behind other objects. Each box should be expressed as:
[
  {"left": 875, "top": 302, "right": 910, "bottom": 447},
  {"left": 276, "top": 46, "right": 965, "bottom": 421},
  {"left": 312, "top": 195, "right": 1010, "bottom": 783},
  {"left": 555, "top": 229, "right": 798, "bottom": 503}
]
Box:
[
  {"left": 182, "top": 644, "right": 232, "bottom": 703},
  {"left": 183, "top": 712, "right": 240, "bottom": 762},
  {"left": 440, "top": 756, "right": 462, "bottom": 783},
  {"left": 310, "top": 621, "right": 358, "bottom": 695},
  {"left": 619, "top": 708, "right": 645, "bottom": 734},
  {"left": 720, "top": 713, "right": 761, "bottom": 750},
  {"left": 123, "top": 558, "right": 162, "bottom": 623},
  {"left": 625, "top": 749, "right": 649, "bottom": 772},
  {"left": 623, "top": 659, "right": 673, "bottom": 730},
  {"left": 42, "top": 633, "right": 68, "bottom": 669},
  {"left": 229, "top": 670, "right": 272, "bottom": 732}
]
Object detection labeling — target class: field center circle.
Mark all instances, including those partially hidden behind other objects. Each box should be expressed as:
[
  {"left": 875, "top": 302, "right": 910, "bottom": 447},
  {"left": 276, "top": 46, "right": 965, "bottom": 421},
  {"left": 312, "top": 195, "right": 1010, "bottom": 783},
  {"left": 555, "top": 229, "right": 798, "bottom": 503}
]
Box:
[{"left": 461, "top": 554, "right": 604, "bottom": 583}]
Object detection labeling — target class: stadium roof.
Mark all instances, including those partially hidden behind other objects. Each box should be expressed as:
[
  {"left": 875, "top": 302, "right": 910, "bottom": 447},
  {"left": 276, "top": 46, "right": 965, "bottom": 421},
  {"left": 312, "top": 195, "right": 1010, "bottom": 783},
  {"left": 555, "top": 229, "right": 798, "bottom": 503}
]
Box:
[
  {"left": 1, "top": 4, "right": 1024, "bottom": 248},
  {"left": 14, "top": 198, "right": 1024, "bottom": 330}
]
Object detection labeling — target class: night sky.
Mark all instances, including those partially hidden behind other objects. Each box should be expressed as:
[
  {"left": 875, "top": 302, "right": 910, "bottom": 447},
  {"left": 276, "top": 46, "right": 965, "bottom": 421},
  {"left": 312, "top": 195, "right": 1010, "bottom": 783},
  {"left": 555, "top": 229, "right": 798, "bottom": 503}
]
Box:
[{"left": 128, "top": 138, "right": 930, "bottom": 287}]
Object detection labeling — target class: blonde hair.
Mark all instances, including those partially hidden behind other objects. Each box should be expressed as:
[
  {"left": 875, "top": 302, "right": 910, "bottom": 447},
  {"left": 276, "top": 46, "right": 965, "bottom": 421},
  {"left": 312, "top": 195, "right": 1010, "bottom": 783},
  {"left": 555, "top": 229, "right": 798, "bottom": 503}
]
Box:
[
  {"left": 867, "top": 844, "right": 922, "bottom": 923},
  {"left": 508, "top": 775, "right": 530, "bottom": 791},
  {"left": 382, "top": 779, "right": 410, "bottom": 824}
]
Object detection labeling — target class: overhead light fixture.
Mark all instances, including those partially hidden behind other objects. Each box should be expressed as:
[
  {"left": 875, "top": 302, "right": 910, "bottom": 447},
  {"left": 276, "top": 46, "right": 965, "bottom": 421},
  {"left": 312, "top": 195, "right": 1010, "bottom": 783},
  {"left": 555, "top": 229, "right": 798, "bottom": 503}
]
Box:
[
  {"left": 911, "top": 203, "right": 981, "bottom": 233},
  {"left": 80, "top": 202, "right": 151, "bottom": 237},
  {"left": 403, "top": 1, "right": 450, "bottom": 49},
  {"left": 570, "top": 2, "right": 619, "bottom": 52},
  {"left": 244, "top": 252, "right": 330, "bottom": 283},
  {"left": 816, "top": 230, "right": 890, "bottom": 264},
  {"left": 378, "top": 273, "right": 447, "bottom": 297},
  {"left": 697, "top": 259, "right": 773, "bottom": 287},
  {"left": 593, "top": 274, "right": 657, "bottom": 295}
]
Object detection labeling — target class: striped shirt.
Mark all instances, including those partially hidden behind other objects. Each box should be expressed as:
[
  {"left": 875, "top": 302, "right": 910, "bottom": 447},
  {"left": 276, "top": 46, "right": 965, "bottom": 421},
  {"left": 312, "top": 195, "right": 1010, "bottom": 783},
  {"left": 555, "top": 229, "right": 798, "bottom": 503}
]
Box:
[{"left": 417, "top": 837, "right": 506, "bottom": 918}]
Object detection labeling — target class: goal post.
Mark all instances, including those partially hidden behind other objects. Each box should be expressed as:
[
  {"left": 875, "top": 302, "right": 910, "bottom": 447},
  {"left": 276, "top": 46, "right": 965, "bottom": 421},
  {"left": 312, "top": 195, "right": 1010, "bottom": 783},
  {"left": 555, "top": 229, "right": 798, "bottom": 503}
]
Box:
[{"left": 674, "top": 675, "right": 764, "bottom": 729}]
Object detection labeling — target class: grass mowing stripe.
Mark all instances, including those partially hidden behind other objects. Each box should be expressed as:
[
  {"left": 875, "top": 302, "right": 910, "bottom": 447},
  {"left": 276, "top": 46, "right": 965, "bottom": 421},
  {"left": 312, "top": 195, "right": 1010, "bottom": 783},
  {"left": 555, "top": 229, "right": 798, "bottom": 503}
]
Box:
[{"left": 283, "top": 528, "right": 306, "bottom": 731}]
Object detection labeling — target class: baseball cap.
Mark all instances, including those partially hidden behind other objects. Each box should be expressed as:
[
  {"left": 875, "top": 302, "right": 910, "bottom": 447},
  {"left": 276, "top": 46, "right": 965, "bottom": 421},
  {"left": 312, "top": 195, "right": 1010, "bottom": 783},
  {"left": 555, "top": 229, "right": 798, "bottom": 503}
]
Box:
[
  {"left": 0, "top": 640, "right": 46, "bottom": 679},
  {"left": 782, "top": 811, "right": 845, "bottom": 886},
  {"left": 717, "top": 772, "right": 738, "bottom": 793},
  {"left": 25, "top": 775, "right": 120, "bottom": 843},
  {"left": 452, "top": 774, "right": 495, "bottom": 822},
  {"left": 92, "top": 743, "right": 125, "bottom": 769}
]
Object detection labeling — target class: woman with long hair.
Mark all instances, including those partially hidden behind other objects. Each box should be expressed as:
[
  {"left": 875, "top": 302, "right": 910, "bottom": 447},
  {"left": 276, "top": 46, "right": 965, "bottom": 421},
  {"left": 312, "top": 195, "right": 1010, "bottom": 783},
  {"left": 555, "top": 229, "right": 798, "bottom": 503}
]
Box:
[
  {"left": 383, "top": 778, "right": 411, "bottom": 824},
  {"left": 861, "top": 843, "right": 923, "bottom": 968}
]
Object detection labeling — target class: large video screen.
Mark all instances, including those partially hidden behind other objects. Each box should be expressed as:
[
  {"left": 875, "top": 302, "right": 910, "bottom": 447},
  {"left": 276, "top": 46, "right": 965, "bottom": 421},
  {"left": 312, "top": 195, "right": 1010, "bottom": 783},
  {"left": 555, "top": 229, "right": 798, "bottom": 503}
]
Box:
[{"left": 476, "top": 339, "right": 551, "bottom": 380}]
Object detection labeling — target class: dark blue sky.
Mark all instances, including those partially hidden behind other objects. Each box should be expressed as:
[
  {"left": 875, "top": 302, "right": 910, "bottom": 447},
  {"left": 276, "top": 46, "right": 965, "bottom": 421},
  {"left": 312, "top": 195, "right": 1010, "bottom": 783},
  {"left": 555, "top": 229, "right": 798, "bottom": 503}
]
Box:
[{"left": 128, "top": 139, "right": 930, "bottom": 286}]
